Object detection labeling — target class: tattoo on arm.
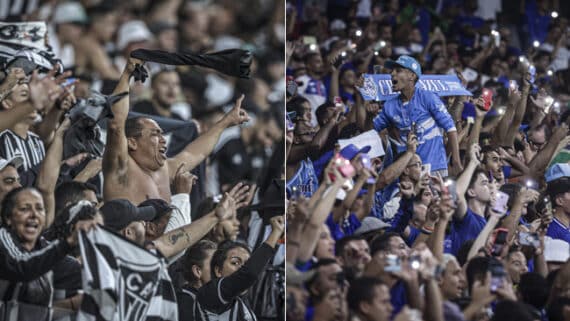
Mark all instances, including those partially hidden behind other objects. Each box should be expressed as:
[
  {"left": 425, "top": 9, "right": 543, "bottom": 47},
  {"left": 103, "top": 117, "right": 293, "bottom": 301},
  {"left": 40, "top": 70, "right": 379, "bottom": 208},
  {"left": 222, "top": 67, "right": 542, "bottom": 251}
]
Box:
[{"left": 168, "top": 230, "right": 191, "bottom": 246}]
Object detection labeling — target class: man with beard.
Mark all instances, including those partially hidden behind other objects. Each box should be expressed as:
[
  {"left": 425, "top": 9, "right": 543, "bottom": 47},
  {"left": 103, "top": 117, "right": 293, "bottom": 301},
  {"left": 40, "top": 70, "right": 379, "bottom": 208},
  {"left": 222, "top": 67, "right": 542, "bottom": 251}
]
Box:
[
  {"left": 371, "top": 55, "right": 462, "bottom": 177},
  {"left": 103, "top": 57, "right": 249, "bottom": 204}
]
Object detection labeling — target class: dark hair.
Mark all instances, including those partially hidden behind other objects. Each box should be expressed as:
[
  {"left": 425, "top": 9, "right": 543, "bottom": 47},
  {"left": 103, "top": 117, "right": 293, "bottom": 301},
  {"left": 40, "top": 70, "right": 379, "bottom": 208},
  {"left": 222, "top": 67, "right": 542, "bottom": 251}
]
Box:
[
  {"left": 466, "top": 168, "right": 488, "bottom": 199},
  {"left": 44, "top": 201, "right": 99, "bottom": 241},
  {"left": 491, "top": 300, "right": 535, "bottom": 321},
  {"left": 315, "top": 101, "right": 336, "bottom": 127},
  {"left": 210, "top": 240, "right": 251, "bottom": 279},
  {"left": 151, "top": 69, "right": 179, "bottom": 89},
  {"left": 182, "top": 240, "right": 218, "bottom": 286},
  {"left": 518, "top": 272, "right": 548, "bottom": 310},
  {"left": 335, "top": 235, "right": 366, "bottom": 258},
  {"left": 465, "top": 256, "right": 491, "bottom": 294},
  {"left": 456, "top": 239, "right": 477, "bottom": 267},
  {"left": 287, "top": 96, "right": 310, "bottom": 116},
  {"left": 125, "top": 116, "right": 146, "bottom": 138},
  {"left": 369, "top": 232, "right": 400, "bottom": 256},
  {"left": 1, "top": 187, "right": 37, "bottom": 226},
  {"left": 547, "top": 297, "right": 570, "bottom": 321},
  {"left": 347, "top": 277, "right": 385, "bottom": 313},
  {"left": 55, "top": 181, "right": 97, "bottom": 214}
]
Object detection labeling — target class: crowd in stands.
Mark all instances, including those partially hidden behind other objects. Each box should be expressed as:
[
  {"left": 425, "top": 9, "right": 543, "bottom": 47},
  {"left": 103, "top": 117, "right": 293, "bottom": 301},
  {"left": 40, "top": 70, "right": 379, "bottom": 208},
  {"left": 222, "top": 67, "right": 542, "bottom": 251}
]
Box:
[
  {"left": 0, "top": 0, "right": 285, "bottom": 321},
  {"left": 285, "top": 1, "right": 570, "bottom": 321}
]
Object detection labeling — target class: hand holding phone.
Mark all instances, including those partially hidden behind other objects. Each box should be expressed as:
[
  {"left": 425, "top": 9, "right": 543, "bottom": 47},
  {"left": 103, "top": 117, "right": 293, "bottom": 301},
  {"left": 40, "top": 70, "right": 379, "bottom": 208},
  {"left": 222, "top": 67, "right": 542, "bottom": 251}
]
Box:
[
  {"left": 491, "top": 228, "right": 509, "bottom": 257},
  {"left": 492, "top": 191, "right": 509, "bottom": 214},
  {"left": 481, "top": 88, "right": 492, "bottom": 111}
]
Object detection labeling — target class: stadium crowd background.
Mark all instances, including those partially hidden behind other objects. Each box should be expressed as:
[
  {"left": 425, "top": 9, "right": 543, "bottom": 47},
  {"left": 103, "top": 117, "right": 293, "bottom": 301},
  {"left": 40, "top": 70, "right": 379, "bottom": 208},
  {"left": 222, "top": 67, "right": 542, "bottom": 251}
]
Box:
[
  {"left": 286, "top": 1, "right": 570, "bottom": 321},
  {"left": 0, "top": 0, "right": 285, "bottom": 321}
]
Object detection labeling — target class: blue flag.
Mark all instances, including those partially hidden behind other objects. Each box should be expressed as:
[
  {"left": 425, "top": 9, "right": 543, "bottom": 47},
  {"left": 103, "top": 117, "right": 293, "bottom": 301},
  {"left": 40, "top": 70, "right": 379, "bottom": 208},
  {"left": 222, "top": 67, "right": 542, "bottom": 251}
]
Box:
[{"left": 358, "top": 74, "right": 473, "bottom": 101}]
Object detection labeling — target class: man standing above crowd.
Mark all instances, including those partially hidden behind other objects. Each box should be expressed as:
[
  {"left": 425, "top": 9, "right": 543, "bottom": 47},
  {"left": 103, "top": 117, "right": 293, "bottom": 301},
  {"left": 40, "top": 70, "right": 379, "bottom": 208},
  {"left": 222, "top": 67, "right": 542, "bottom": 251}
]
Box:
[
  {"left": 103, "top": 57, "right": 250, "bottom": 204},
  {"left": 371, "top": 55, "right": 462, "bottom": 177}
]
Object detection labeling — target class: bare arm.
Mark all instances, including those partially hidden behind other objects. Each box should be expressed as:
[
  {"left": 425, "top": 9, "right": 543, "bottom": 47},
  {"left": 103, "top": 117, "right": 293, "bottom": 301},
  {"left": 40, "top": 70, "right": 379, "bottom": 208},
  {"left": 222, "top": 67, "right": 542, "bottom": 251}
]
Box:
[
  {"left": 528, "top": 125, "right": 569, "bottom": 176},
  {"left": 467, "top": 214, "right": 500, "bottom": 260},
  {"left": 152, "top": 192, "right": 238, "bottom": 259},
  {"left": 36, "top": 118, "right": 70, "bottom": 228},
  {"left": 455, "top": 145, "right": 481, "bottom": 221},
  {"left": 297, "top": 172, "right": 347, "bottom": 262},
  {"left": 168, "top": 95, "right": 249, "bottom": 177},
  {"left": 505, "top": 76, "right": 531, "bottom": 146},
  {"left": 376, "top": 134, "right": 418, "bottom": 190},
  {"left": 500, "top": 189, "right": 538, "bottom": 242},
  {"left": 102, "top": 58, "right": 139, "bottom": 200}
]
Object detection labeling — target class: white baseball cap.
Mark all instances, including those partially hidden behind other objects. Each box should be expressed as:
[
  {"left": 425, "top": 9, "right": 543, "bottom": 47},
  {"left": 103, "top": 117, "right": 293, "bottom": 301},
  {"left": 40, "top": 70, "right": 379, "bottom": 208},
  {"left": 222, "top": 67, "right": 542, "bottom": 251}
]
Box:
[
  {"left": 52, "top": 2, "right": 88, "bottom": 25},
  {"left": 117, "top": 20, "right": 153, "bottom": 51},
  {"left": 0, "top": 155, "right": 23, "bottom": 171}
]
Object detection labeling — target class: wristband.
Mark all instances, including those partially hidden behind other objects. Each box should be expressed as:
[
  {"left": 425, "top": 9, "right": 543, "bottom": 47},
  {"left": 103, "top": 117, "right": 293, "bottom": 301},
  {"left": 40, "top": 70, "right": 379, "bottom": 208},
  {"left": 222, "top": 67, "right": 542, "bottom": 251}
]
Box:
[{"left": 420, "top": 229, "right": 433, "bottom": 235}]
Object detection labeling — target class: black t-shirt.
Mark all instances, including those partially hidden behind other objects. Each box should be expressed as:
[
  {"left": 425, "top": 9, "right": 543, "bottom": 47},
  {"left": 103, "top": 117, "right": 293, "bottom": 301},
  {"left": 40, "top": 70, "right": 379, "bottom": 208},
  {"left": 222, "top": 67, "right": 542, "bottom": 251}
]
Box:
[
  {"left": 215, "top": 137, "right": 254, "bottom": 187},
  {"left": 52, "top": 255, "right": 82, "bottom": 300}
]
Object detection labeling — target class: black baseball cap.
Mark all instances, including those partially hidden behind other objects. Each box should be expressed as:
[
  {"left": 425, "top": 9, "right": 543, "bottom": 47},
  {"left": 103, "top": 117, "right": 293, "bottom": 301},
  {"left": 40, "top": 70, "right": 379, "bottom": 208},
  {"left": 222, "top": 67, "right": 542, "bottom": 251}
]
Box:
[
  {"left": 138, "top": 199, "right": 175, "bottom": 222},
  {"left": 100, "top": 199, "right": 157, "bottom": 231}
]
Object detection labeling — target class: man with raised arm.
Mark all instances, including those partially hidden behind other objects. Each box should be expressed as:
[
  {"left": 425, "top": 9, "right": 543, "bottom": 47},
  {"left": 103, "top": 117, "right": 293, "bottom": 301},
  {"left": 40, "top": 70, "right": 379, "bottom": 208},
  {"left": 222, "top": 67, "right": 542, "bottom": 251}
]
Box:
[{"left": 103, "top": 58, "right": 250, "bottom": 204}]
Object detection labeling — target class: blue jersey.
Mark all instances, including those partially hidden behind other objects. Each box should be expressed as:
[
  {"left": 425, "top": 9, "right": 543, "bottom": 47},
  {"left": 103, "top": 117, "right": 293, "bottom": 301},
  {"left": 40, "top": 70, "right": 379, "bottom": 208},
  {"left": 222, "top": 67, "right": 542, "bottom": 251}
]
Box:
[
  {"left": 546, "top": 217, "right": 570, "bottom": 244},
  {"left": 326, "top": 213, "right": 362, "bottom": 241},
  {"left": 373, "top": 87, "right": 456, "bottom": 172},
  {"left": 286, "top": 158, "right": 318, "bottom": 198},
  {"left": 448, "top": 208, "right": 487, "bottom": 255}
]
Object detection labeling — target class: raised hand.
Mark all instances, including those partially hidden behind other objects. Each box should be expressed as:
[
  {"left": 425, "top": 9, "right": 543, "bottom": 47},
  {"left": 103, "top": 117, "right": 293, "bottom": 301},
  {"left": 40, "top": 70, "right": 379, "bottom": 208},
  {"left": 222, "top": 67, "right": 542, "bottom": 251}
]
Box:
[
  {"left": 399, "top": 180, "right": 416, "bottom": 199},
  {"left": 29, "top": 64, "right": 71, "bottom": 111},
  {"left": 215, "top": 192, "right": 236, "bottom": 220},
  {"left": 223, "top": 94, "right": 250, "bottom": 127},
  {"left": 227, "top": 182, "right": 254, "bottom": 210},
  {"left": 173, "top": 163, "right": 198, "bottom": 195},
  {"left": 54, "top": 117, "right": 71, "bottom": 138},
  {"left": 269, "top": 215, "right": 285, "bottom": 237},
  {"left": 469, "top": 143, "right": 482, "bottom": 165},
  {"left": 406, "top": 132, "right": 418, "bottom": 153}
]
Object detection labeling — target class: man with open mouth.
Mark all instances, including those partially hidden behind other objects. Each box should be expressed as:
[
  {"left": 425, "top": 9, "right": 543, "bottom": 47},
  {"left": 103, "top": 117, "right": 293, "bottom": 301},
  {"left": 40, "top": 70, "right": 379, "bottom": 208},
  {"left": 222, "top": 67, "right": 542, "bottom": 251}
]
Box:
[{"left": 371, "top": 55, "right": 461, "bottom": 178}]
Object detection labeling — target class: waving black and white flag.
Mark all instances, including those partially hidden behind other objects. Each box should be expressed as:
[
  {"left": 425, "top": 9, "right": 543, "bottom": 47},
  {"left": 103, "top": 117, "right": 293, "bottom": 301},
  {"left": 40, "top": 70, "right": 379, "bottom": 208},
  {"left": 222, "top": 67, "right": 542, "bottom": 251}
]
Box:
[{"left": 77, "top": 226, "right": 178, "bottom": 321}]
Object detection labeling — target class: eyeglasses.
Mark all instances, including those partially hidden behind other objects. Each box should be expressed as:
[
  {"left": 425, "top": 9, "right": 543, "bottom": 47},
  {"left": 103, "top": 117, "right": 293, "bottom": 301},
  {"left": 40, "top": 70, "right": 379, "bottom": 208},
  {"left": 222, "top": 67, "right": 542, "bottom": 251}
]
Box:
[
  {"left": 528, "top": 139, "right": 545, "bottom": 149},
  {"left": 407, "top": 162, "right": 421, "bottom": 168}
]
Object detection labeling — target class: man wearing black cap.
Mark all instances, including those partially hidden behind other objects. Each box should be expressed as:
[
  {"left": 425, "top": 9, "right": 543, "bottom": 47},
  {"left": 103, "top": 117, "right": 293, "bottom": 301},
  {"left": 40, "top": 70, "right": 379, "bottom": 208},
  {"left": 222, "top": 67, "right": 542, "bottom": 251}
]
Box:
[
  {"left": 100, "top": 196, "right": 235, "bottom": 259},
  {"left": 371, "top": 55, "right": 461, "bottom": 177}
]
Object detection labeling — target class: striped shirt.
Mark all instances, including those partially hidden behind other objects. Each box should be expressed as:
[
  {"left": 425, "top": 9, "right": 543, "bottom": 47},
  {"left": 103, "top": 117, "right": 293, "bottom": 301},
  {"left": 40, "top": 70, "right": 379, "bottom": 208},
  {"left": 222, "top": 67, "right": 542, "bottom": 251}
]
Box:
[
  {"left": 0, "top": 0, "right": 39, "bottom": 20},
  {"left": 0, "top": 129, "right": 45, "bottom": 186}
]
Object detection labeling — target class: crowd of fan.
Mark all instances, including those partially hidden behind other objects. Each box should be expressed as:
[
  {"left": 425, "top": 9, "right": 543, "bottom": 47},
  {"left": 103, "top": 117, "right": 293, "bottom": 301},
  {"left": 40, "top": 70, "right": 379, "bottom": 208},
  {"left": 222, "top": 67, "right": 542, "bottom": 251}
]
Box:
[
  {"left": 286, "top": 1, "right": 570, "bottom": 321},
  {"left": 0, "top": 1, "right": 285, "bottom": 321}
]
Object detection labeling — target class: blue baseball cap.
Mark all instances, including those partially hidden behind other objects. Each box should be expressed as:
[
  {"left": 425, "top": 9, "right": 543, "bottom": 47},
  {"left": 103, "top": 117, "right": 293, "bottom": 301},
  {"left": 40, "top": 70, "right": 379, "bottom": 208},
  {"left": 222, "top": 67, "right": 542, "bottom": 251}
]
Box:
[
  {"left": 545, "top": 163, "right": 570, "bottom": 183},
  {"left": 340, "top": 144, "right": 371, "bottom": 161},
  {"left": 384, "top": 55, "right": 422, "bottom": 78}
]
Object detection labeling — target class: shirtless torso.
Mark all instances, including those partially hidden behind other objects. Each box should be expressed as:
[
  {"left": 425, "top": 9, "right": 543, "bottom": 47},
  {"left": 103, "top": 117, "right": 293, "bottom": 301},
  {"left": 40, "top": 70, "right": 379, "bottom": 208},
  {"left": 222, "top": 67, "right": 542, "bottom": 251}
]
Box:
[
  {"left": 104, "top": 157, "right": 172, "bottom": 205},
  {"left": 102, "top": 58, "right": 248, "bottom": 206}
]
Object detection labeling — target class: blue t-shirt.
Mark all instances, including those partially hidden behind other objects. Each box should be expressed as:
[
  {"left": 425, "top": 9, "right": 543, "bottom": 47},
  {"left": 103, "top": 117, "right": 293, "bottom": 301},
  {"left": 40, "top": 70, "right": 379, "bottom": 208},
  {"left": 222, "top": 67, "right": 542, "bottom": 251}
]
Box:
[
  {"left": 326, "top": 213, "right": 362, "bottom": 241},
  {"left": 546, "top": 217, "right": 570, "bottom": 244},
  {"left": 389, "top": 197, "right": 419, "bottom": 246},
  {"left": 448, "top": 208, "right": 487, "bottom": 255},
  {"left": 286, "top": 158, "right": 319, "bottom": 198},
  {"left": 390, "top": 281, "right": 407, "bottom": 319}
]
